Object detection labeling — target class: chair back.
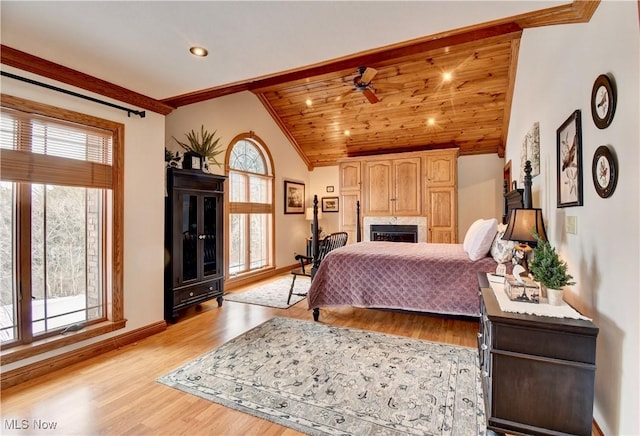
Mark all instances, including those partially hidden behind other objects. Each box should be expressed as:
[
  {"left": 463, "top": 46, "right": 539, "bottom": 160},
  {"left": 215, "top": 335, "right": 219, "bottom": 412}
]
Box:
[{"left": 313, "top": 232, "right": 348, "bottom": 271}]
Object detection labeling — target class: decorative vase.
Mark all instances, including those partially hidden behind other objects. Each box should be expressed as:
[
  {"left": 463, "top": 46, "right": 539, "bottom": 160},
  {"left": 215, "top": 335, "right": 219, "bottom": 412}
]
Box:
[{"left": 546, "top": 287, "right": 564, "bottom": 306}]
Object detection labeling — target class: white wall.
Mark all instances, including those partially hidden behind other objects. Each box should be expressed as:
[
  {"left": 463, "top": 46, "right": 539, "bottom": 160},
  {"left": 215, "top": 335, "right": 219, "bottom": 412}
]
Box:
[
  {"left": 309, "top": 166, "right": 340, "bottom": 235},
  {"left": 457, "top": 154, "right": 505, "bottom": 240},
  {"left": 505, "top": 2, "right": 639, "bottom": 434},
  {"left": 165, "top": 91, "right": 311, "bottom": 267},
  {"left": 1, "top": 66, "right": 166, "bottom": 371}
]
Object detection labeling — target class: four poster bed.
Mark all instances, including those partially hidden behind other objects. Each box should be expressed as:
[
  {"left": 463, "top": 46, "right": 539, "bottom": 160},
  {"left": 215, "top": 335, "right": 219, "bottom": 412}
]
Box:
[{"left": 306, "top": 162, "right": 534, "bottom": 321}]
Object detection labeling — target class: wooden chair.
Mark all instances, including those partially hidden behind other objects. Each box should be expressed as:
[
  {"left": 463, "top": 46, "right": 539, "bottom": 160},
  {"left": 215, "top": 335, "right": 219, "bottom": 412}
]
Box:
[{"left": 287, "top": 232, "right": 348, "bottom": 304}]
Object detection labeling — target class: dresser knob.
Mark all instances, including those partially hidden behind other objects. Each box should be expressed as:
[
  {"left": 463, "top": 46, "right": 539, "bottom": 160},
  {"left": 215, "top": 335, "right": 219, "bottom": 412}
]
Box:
[
  {"left": 189, "top": 292, "right": 194, "bottom": 297},
  {"left": 209, "top": 287, "right": 214, "bottom": 291},
  {"left": 477, "top": 332, "right": 483, "bottom": 339}
]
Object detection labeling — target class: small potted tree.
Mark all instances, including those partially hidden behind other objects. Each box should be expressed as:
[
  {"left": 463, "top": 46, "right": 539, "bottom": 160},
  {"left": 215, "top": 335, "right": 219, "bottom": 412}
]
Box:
[{"left": 528, "top": 232, "right": 575, "bottom": 305}]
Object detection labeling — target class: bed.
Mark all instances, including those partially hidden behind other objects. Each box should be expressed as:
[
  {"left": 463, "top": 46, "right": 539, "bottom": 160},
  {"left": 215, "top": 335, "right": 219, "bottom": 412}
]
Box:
[{"left": 306, "top": 161, "right": 534, "bottom": 321}]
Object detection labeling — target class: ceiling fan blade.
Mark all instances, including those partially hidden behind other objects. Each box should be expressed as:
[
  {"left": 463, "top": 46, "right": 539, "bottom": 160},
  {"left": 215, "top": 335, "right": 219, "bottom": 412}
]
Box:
[
  {"left": 374, "top": 82, "right": 404, "bottom": 90},
  {"left": 363, "top": 88, "right": 379, "bottom": 104},
  {"left": 361, "top": 67, "right": 377, "bottom": 84}
]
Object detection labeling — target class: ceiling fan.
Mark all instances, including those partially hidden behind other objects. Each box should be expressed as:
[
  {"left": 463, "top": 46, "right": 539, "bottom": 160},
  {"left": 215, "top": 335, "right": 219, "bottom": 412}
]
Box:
[
  {"left": 340, "top": 66, "right": 404, "bottom": 104},
  {"left": 352, "top": 66, "right": 380, "bottom": 104}
]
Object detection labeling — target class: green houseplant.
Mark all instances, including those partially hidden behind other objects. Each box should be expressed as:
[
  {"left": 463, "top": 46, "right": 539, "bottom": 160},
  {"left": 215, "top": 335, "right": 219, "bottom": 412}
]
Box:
[
  {"left": 172, "top": 125, "right": 224, "bottom": 169},
  {"left": 528, "top": 232, "right": 575, "bottom": 305}
]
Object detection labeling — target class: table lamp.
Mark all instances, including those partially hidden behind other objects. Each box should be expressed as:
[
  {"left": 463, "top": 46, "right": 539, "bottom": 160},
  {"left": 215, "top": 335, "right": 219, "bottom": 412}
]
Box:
[{"left": 502, "top": 208, "right": 548, "bottom": 274}]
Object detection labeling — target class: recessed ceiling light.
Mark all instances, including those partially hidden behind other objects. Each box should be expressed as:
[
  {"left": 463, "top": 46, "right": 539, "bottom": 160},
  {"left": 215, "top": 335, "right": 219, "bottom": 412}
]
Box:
[
  {"left": 443, "top": 72, "right": 452, "bottom": 82},
  {"left": 189, "top": 46, "right": 208, "bottom": 57},
  {"left": 344, "top": 130, "right": 350, "bottom": 136},
  {"left": 305, "top": 98, "right": 313, "bottom": 107},
  {"left": 427, "top": 118, "right": 436, "bottom": 126}
]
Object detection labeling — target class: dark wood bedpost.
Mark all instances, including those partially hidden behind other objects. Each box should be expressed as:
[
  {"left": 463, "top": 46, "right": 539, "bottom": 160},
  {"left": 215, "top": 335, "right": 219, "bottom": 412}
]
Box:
[
  {"left": 311, "top": 195, "right": 320, "bottom": 276},
  {"left": 523, "top": 160, "right": 533, "bottom": 209},
  {"left": 356, "top": 200, "right": 361, "bottom": 242},
  {"left": 502, "top": 180, "right": 509, "bottom": 224}
]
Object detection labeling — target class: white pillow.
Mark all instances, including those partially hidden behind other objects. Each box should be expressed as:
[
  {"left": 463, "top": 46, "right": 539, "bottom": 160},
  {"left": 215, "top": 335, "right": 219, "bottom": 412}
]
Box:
[
  {"left": 463, "top": 219, "right": 484, "bottom": 252},
  {"left": 465, "top": 218, "right": 498, "bottom": 261}
]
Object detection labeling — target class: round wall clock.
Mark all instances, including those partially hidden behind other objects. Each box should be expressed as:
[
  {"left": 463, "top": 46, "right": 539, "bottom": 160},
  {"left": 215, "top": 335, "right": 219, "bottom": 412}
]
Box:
[
  {"left": 592, "top": 145, "right": 618, "bottom": 198},
  {"left": 590, "top": 74, "right": 616, "bottom": 129}
]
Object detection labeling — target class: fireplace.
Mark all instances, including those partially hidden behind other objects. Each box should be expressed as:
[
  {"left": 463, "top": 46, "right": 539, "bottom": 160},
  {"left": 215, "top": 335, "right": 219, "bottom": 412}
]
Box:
[{"left": 370, "top": 224, "right": 418, "bottom": 243}]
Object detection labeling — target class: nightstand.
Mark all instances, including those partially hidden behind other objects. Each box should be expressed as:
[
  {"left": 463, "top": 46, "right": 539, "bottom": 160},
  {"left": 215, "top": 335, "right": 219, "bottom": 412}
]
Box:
[{"left": 477, "top": 273, "right": 598, "bottom": 435}]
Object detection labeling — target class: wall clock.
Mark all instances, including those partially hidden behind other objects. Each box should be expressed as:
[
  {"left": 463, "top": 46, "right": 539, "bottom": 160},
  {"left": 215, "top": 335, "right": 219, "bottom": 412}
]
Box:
[
  {"left": 592, "top": 145, "right": 618, "bottom": 198},
  {"left": 590, "top": 74, "right": 616, "bottom": 129}
]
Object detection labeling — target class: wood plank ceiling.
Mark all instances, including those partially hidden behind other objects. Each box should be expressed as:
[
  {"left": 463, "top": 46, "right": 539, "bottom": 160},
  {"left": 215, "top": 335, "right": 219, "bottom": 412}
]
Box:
[{"left": 255, "top": 26, "right": 521, "bottom": 167}]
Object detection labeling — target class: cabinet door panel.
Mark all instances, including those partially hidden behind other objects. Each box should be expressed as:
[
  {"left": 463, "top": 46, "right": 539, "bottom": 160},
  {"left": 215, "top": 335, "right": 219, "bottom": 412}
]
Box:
[
  {"left": 427, "top": 187, "right": 457, "bottom": 243},
  {"left": 425, "top": 154, "right": 456, "bottom": 186},
  {"left": 181, "top": 193, "right": 199, "bottom": 282},
  {"left": 393, "top": 158, "right": 421, "bottom": 215},
  {"left": 202, "top": 195, "right": 220, "bottom": 278},
  {"left": 340, "top": 162, "right": 361, "bottom": 191},
  {"left": 364, "top": 160, "right": 392, "bottom": 215},
  {"left": 340, "top": 191, "right": 361, "bottom": 243}
]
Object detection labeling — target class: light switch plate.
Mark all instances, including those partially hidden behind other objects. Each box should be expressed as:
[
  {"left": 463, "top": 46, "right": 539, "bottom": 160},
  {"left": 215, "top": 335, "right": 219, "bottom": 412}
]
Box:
[{"left": 566, "top": 216, "right": 577, "bottom": 234}]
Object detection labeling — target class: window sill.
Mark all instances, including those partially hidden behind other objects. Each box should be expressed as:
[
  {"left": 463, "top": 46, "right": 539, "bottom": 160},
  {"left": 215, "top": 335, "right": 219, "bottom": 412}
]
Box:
[
  {"left": 225, "top": 266, "right": 277, "bottom": 291},
  {"left": 1, "top": 319, "right": 127, "bottom": 366}
]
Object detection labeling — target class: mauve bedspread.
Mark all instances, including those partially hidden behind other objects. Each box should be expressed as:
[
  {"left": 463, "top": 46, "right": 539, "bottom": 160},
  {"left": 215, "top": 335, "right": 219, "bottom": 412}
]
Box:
[{"left": 307, "top": 241, "right": 497, "bottom": 317}]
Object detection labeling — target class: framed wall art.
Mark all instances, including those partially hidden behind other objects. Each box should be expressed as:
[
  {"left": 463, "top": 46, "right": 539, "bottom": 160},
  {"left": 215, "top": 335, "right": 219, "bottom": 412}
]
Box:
[
  {"left": 284, "top": 180, "right": 305, "bottom": 214},
  {"left": 520, "top": 122, "right": 540, "bottom": 183},
  {"left": 556, "top": 110, "right": 583, "bottom": 208},
  {"left": 592, "top": 145, "right": 618, "bottom": 198},
  {"left": 321, "top": 197, "right": 339, "bottom": 213},
  {"left": 591, "top": 74, "right": 616, "bottom": 129}
]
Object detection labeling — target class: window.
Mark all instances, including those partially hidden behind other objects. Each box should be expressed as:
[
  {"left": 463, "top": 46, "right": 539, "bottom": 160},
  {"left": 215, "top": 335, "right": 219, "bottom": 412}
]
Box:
[
  {"left": 0, "top": 95, "right": 124, "bottom": 357},
  {"left": 227, "top": 133, "right": 274, "bottom": 276}
]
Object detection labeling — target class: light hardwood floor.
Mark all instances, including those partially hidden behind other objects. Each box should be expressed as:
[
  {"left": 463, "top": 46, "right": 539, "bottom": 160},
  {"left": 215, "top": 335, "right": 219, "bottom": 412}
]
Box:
[{"left": 1, "top": 275, "right": 479, "bottom": 435}]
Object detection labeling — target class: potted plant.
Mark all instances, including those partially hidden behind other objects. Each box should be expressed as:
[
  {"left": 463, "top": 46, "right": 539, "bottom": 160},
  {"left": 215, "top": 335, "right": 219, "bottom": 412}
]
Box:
[
  {"left": 172, "top": 125, "right": 224, "bottom": 171},
  {"left": 528, "top": 232, "right": 575, "bottom": 305}
]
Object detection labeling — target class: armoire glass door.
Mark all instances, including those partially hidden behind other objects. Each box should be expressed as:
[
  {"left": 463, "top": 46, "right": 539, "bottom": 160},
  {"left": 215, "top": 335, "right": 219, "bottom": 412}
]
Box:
[
  {"left": 181, "top": 194, "right": 198, "bottom": 282},
  {"left": 202, "top": 195, "right": 218, "bottom": 277}
]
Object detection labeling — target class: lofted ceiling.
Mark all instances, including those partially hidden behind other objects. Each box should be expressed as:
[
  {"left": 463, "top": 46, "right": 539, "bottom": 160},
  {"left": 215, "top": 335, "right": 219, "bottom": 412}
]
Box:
[
  {"left": 1, "top": 1, "right": 599, "bottom": 168},
  {"left": 253, "top": 26, "right": 522, "bottom": 166}
]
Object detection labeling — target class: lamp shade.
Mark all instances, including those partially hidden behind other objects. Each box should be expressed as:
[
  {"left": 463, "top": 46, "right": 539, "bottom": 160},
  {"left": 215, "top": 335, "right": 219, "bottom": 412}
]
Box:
[
  {"left": 503, "top": 208, "right": 548, "bottom": 244},
  {"left": 305, "top": 207, "right": 322, "bottom": 221}
]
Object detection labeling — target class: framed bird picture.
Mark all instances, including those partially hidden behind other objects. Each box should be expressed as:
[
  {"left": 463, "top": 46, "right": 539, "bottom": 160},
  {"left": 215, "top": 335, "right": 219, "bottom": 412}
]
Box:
[
  {"left": 591, "top": 74, "right": 616, "bottom": 129},
  {"left": 556, "top": 110, "right": 583, "bottom": 207}
]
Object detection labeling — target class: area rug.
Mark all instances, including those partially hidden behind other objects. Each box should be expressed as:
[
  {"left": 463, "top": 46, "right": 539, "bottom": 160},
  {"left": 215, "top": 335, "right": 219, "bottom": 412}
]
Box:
[
  {"left": 224, "top": 276, "right": 310, "bottom": 309},
  {"left": 157, "top": 317, "right": 486, "bottom": 436}
]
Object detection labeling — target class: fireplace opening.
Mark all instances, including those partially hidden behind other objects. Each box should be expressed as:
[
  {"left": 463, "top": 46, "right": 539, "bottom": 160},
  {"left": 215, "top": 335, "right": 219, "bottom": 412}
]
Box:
[{"left": 370, "top": 224, "right": 418, "bottom": 243}]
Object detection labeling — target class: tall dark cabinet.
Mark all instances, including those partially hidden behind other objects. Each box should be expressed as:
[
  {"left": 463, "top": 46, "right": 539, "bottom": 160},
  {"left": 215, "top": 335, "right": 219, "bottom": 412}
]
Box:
[{"left": 165, "top": 168, "right": 226, "bottom": 322}]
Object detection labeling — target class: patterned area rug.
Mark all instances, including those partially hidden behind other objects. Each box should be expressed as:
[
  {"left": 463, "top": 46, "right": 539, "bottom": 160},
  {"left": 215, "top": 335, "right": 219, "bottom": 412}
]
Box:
[
  {"left": 157, "top": 317, "right": 486, "bottom": 435},
  {"left": 224, "top": 276, "right": 310, "bottom": 309}
]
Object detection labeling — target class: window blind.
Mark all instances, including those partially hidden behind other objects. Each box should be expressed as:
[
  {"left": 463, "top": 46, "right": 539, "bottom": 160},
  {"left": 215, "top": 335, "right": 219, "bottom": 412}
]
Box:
[{"left": 0, "top": 107, "right": 113, "bottom": 188}]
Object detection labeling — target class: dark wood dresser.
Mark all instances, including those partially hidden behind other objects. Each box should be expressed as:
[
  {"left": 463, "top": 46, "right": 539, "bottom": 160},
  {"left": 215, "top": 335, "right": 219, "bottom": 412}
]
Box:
[
  {"left": 165, "top": 168, "right": 226, "bottom": 322},
  {"left": 477, "top": 273, "right": 598, "bottom": 436}
]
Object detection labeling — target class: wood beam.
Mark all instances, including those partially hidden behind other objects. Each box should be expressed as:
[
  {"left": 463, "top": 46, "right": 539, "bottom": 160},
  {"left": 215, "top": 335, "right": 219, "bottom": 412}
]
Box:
[{"left": 1, "top": 45, "right": 174, "bottom": 116}]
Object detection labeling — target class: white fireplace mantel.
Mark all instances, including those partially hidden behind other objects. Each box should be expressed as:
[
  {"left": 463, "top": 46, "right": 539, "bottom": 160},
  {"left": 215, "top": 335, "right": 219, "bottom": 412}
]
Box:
[{"left": 363, "top": 216, "right": 428, "bottom": 242}]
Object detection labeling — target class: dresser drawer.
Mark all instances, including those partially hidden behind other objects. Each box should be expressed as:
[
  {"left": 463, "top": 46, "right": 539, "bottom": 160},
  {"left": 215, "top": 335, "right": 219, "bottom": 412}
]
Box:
[{"left": 173, "top": 279, "right": 222, "bottom": 307}]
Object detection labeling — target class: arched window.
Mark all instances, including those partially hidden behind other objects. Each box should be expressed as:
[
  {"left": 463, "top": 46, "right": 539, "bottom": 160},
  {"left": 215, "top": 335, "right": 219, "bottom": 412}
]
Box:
[{"left": 226, "top": 133, "right": 274, "bottom": 277}]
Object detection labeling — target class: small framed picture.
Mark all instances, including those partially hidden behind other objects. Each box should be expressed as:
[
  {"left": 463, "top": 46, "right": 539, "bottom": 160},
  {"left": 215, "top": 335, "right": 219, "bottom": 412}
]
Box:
[
  {"left": 556, "top": 110, "right": 583, "bottom": 208},
  {"left": 326, "top": 185, "right": 334, "bottom": 193},
  {"left": 284, "top": 180, "right": 305, "bottom": 214},
  {"left": 321, "top": 197, "right": 339, "bottom": 213}
]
